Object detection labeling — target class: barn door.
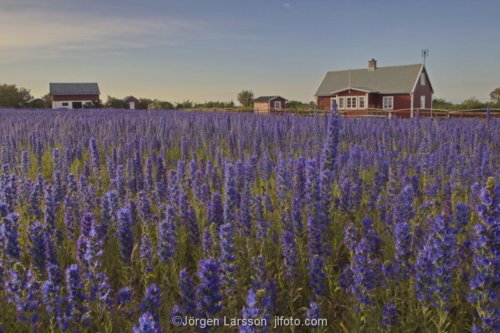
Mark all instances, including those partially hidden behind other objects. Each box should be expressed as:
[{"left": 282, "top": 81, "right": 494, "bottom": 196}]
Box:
[{"left": 129, "top": 102, "right": 135, "bottom": 110}]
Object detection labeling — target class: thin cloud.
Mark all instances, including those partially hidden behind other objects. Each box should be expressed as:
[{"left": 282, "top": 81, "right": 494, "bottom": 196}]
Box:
[
  {"left": 0, "top": 6, "right": 211, "bottom": 63},
  {"left": 283, "top": 3, "right": 292, "bottom": 9}
]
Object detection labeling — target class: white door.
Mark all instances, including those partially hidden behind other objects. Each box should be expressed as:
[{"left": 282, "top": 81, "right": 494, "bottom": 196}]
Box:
[
  {"left": 129, "top": 102, "right": 135, "bottom": 110},
  {"left": 420, "top": 96, "right": 425, "bottom": 109}
]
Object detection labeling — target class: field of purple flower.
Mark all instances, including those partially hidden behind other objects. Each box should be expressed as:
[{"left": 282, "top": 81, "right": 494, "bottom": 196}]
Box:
[{"left": 0, "top": 108, "right": 499, "bottom": 332}]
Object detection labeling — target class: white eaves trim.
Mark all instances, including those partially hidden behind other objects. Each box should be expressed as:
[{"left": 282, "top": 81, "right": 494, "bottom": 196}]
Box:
[
  {"left": 411, "top": 64, "right": 434, "bottom": 94},
  {"left": 330, "top": 87, "right": 373, "bottom": 95},
  {"left": 411, "top": 64, "right": 424, "bottom": 94}
]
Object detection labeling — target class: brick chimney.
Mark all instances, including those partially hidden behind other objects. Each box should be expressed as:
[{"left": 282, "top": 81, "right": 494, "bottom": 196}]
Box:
[{"left": 368, "top": 58, "right": 377, "bottom": 71}]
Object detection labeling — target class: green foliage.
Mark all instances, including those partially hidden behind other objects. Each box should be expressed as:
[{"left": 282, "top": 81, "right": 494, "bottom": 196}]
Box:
[
  {"left": 84, "top": 99, "right": 103, "bottom": 109},
  {"left": 154, "top": 100, "right": 175, "bottom": 110},
  {"left": 433, "top": 96, "right": 493, "bottom": 111},
  {"left": 0, "top": 83, "right": 33, "bottom": 107},
  {"left": 457, "top": 96, "right": 488, "bottom": 110},
  {"left": 139, "top": 98, "right": 155, "bottom": 110},
  {"left": 42, "top": 92, "right": 52, "bottom": 107},
  {"left": 490, "top": 87, "right": 500, "bottom": 106},
  {"left": 174, "top": 99, "right": 194, "bottom": 109},
  {"left": 236, "top": 89, "right": 254, "bottom": 107},
  {"left": 130, "top": 98, "right": 237, "bottom": 110},
  {"left": 104, "top": 95, "right": 127, "bottom": 109},
  {"left": 194, "top": 100, "right": 236, "bottom": 109},
  {"left": 432, "top": 97, "right": 455, "bottom": 110},
  {"left": 286, "top": 100, "right": 317, "bottom": 110}
]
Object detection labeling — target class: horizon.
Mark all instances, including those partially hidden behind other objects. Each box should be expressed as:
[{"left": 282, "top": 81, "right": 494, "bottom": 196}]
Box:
[{"left": 1, "top": 0, "right": 499, "bottom": 104}]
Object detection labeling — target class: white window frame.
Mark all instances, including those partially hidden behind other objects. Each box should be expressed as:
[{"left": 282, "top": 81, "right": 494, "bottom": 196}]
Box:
[
  {"left": 420, "top": 73, "right": 425, "bottom": 86},
  {"left": 383, "top": 96, "right": 394, "bottom": 110},
  {"left": 420, "top": 95, "right": 425, "bottom": 109},
  {"left": 338, "top": 97, "right": 345, "bottom": 109},
  {"left": 274, "top": 101, "right": 281, "bottom": 109},
  {"left": 346, "top": 97, "right": 357, "bottom": 109},
  {"left": 359, "top": 96, "right": 365, "bottom": 109}
]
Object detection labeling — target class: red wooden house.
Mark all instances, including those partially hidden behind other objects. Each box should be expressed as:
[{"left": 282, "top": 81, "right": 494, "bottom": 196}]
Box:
[
  {"left": 253, "top": 96, "right": 288, "bottom": 113},
  {"left": 123, "top": 96, "right": 140, "bottom": 109},
  {"left": 50, "top": 83, "right": 100, "bottom": 109},
  {"left": 315, "top": 59, "right": 434, "bottom": 118}
]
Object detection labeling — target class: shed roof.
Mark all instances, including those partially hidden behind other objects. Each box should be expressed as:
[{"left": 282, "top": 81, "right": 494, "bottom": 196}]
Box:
[
  {"left": 122, "top": 96, "right": 138, "bottom": 102},
  {"left": 315, "top": 64, "right": 428, "bottom": 96},
  {"left": 50, "top": 83, "right": 100, "bottom": 96},
  {"left": 253, "top": 96, "right": 288, "bottom": 103},
  {"left": 26, "top": 98, "right": 45, "bottom": 103}
]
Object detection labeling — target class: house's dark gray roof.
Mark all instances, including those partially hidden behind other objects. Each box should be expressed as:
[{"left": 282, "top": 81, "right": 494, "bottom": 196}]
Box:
[
  {"left": 122, "top": 96, "right": 138, "bottom": 102},
  {"left": 50, "top": 83, "right": 100, "bottom": 96},
  {"left": 253, "top": 96, "right": 288, "bottom": 103},
  {"left": 315, "top": 64, "right": 426, "bottom": 96}
]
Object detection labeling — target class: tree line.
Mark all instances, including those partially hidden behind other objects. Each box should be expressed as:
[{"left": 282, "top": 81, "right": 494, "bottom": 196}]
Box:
[
  {"left": 103, "top": 96, "right": 237, "bottom": 110},
  {"left": 0, "top": 85, "right": 318, "bottom": 110},
  {"left": 433, "top": 89, "right": 500, "bottom": 110},
  {"left": 0, "top": 84, "right": 34, "bottom": 108},
  {"left": 3, "top": 83, "right": 498, "bottom": 110}
]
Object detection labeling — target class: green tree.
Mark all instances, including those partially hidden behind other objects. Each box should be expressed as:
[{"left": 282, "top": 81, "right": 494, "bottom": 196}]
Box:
[
  {"left": 490, "top": 87, "right": 500, "bottom": 107},
  {"left": 457, "top": 97, "right": 487, "bottom": 110},
  {"left": 104, "top": 95, "right": 127, "bottom": 109},
  {"left": 42, "top": 92, "right": 52, "bottom": 108},
  {"left": 308, "top": 101, "right": 317, "bottom": 109},
  {"left": 155, "top": 100, "right": 175, "bottom": 110},
  {"left": 285, "top": 100, "right": 317, "bottom": 111},
  {"left": 236, "top": 90, "right": 254, "bottom": 107},
  {"left": 195, "top": 100, "right": 236, "bottom": 108},
  {"left": 84, "top": 100, "right": 103, "bottom": 109},
  {"left": 175, "top": 100, "right": 194, "bottom": 110},
  {"left": 432, "top": 97, "right": 454, "bottom": 110},
  {"left": 0, "top": 84, "right": 33, "bottom": 107},
  {"left": 139, "top": 98, "right": 155, "bottom": 110},
  {"left": 286, "top": 100, "right": 301, "bottom": 109}
]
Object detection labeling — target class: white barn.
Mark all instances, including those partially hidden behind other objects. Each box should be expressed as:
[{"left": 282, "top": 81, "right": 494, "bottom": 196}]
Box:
[{"left": 50, "top": 83, "right": 100, "bottom": 109}]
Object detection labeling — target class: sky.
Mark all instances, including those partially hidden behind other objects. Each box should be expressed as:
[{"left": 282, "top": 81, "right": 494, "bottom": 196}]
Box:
[{"left": 1, "top": 0, "right": 499, "bottom": 104}]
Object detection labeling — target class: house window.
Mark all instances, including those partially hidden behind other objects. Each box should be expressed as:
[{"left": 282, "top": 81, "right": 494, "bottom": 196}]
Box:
[
  {"left": 330, "top": 98, "right": 337, "bottom": 109},
  {"left": 274, "top": 101, "right": 281, "bottom": 109},
  {"left": 383, "top": 96, "right": 394, "bottom": 110},
  {"left": 347, "top": 97, "right": 357, "bottom": 109},
  {"left": 62, "top": 102, "right": 68, "bottom": 106},
  {"left": 420, "top": 73, "right": 425, "bottom": 86},
  {"left": 359, "top": 96, "right": 365, "bottom": 108},
  {"left": 338, "top": 97, "right": 345, "bottom": 109},
  {"left": 420, "top": 96, "right": 425, "bottom": 109},
  {"left": 85, "top": 102, "right": 91, "bottom": 105}
]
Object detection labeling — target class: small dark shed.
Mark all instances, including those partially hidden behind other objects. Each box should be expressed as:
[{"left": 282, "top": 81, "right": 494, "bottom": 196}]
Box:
[{"left": 123, "top": 96, "right": 140, "bottom": 109}]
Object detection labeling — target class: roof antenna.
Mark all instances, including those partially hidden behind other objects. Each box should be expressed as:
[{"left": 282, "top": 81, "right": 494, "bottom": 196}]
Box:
[{"left": 422, "top": 49, "right": 429, "bottom": 65}]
